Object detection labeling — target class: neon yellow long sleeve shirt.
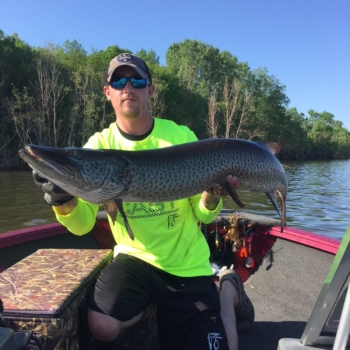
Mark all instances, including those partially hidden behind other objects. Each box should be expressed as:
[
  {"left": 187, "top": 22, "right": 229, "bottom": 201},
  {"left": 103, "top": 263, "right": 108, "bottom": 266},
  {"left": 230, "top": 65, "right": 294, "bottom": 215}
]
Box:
[{"left": 54, "top": 118, "right": 222, "bottom": 277}]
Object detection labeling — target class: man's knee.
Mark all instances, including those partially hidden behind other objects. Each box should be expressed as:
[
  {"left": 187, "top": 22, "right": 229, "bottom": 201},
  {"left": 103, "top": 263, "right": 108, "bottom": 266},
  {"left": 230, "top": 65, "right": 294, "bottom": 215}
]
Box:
[{"left": 88, "top": 308, "right": 121, "bottom": 341}]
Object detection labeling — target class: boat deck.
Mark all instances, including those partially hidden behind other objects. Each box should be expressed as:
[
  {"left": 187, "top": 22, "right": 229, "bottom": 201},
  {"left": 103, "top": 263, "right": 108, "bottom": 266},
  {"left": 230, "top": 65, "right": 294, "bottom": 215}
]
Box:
[
  {"left": 0, "top": 220, "right": 337, "bottom": 349},
  {"left": 238, "top": 238, "right": 334, "bottom": 349}
]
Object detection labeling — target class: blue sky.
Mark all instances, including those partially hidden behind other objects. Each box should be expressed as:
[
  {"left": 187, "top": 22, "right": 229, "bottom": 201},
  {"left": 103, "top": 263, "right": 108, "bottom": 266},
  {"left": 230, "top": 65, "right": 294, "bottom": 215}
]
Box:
[{"left": 1, "top": 0, "right": 349, "bottom": 130}]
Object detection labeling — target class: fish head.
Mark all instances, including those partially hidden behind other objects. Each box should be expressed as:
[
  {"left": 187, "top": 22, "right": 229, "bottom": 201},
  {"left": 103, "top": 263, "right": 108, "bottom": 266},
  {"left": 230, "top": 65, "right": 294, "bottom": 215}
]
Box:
[{"left": 19, "top": 145, "right": 128, "bottom": 203}]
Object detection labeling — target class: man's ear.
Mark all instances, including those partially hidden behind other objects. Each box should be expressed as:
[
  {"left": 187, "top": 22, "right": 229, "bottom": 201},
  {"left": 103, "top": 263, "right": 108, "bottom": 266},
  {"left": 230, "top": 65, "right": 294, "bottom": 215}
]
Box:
[
  {"left": 104, "top": 85, "right": 111, "bottom": 101},
  {"left": 148, "top": 85, "right": 156, "bottom": 98}
]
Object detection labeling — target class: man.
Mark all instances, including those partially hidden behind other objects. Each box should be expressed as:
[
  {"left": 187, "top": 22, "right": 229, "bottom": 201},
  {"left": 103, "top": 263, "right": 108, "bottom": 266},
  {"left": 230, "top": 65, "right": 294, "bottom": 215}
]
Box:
[{"left": 33, "top": 53, "right": 254, "bottom": 350}]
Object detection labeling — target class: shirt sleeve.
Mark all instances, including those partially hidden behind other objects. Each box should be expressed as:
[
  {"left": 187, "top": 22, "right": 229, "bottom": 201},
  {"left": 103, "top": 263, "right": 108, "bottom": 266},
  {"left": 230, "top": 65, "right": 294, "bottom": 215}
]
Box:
[
  {"left": 53, "top": 199, "right": 99, "bottom": 235},
  {"left": 189, "top": 194, "right": 223, "bottom": 224}
]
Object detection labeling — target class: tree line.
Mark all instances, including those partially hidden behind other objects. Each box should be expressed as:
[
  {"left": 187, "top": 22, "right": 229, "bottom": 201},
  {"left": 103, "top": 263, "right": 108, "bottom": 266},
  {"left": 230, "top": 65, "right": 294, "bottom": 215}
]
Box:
[{"left": 1, "top": 31, "right": 349, "bottom": 169}]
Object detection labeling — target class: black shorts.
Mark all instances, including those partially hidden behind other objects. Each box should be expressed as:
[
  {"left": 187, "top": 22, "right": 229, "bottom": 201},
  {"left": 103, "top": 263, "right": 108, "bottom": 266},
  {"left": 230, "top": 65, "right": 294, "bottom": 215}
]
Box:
[{"left": 88, "top": 253, "right": 228, "bottom": 350}]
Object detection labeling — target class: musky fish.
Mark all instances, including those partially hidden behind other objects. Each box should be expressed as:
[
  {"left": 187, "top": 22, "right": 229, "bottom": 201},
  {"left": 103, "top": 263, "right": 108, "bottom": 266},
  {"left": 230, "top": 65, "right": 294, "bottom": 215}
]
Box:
[{"left": 19, "top": 138, "right": 288, "bottom": 238}]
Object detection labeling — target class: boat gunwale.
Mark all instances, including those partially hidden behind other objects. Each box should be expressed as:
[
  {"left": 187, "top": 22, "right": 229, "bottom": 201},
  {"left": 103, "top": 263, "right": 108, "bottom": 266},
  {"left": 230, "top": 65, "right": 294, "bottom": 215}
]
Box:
[
  {"left": 269, "top": 226, "right": 340, "bottom": 254},
  {"left": 1, "top": 221, "right": 340, "bottom": 255},
  {"left": 0, "top": 223, "right": 68, "bottom": 248}
]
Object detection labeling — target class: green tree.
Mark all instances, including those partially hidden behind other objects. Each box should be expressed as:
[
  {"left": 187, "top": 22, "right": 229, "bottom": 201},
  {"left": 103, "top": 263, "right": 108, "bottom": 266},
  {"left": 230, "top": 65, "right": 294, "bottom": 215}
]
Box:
[
  {"left": 136, "top": 48, "right": 160, "bottom": 65},
  {"left": 166, "top": 39, "right": 241, "bottom": 98},
  {"left": 280, "top": 108, "right": 309, "bottom": 159},
  {"left": 305, "top": 110, "right": 338, "bottom": 158},
  {"left": 0, "top": 31, "right": 36, "bottom": 166}
]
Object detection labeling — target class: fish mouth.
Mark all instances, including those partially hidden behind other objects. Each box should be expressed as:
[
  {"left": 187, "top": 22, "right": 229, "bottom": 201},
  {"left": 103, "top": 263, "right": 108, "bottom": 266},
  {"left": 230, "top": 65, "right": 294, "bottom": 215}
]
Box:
[
  {"left": 20, "top": 145, "right": 78, "bottom": 178},
  {"left": 20, "top": 145, "right": 109, "bottom": 202},
  {"left": 24, "top": 145, "right": 40, "bottom": 161}
]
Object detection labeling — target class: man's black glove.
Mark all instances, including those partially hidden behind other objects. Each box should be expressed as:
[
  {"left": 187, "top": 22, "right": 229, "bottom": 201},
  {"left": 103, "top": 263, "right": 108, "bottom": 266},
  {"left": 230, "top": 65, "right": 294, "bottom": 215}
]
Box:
[{"left": 32, "top": 170, "right": 75, "bottom": 206}]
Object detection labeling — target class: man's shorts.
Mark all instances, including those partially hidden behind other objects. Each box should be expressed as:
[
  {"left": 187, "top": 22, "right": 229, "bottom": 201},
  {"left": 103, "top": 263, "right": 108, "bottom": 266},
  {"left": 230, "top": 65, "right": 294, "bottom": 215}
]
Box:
[{"left": 88, "top": 253, "right": 229, "bottom": 350}]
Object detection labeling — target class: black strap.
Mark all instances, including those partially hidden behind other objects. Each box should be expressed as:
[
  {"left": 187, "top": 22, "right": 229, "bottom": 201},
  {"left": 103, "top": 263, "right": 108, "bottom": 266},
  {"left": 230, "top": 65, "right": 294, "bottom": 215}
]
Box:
[{"left": 0, "top": 298, "right": 5, "bottom": 327}]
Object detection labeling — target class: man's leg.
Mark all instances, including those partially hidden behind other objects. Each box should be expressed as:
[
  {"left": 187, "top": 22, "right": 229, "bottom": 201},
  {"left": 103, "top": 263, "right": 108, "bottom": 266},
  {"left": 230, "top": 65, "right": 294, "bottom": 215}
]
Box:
[
  {"left": 220, "top": 280, "right": 239, "bottom": 350},
  {"left": 157, "top": 275, "right": 229, "bottom": 350},
  {"left": 219, "top": 270, "right": 255, "bottom": 350},
  {"left": 87, "top": 254, "right": 155, "bottom": 346}
]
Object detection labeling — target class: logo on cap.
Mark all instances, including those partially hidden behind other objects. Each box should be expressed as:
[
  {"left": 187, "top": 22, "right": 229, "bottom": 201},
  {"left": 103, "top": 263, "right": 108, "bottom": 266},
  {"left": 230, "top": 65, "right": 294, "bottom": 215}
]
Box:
[{"left": 117, "top": 53, "right": 134, "bottom": 63}]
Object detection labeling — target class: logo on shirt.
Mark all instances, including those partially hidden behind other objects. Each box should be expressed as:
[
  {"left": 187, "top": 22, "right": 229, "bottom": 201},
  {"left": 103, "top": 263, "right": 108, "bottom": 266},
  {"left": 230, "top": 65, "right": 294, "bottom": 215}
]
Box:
[
  {"left": 167, "top": 214, "right": 179, "bottom": 228},
  {"left": 124, "top": 201, "right": 179, "bottom": 228},
  {"left": 207, "top": 333, "right": 223, "bottom": 349}
]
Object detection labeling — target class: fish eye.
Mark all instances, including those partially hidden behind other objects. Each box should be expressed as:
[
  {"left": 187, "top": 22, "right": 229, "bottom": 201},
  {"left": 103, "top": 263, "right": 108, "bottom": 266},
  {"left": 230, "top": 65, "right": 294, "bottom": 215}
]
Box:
[{"left": 74, "top": 151, "right": 84, "bottom": 160}]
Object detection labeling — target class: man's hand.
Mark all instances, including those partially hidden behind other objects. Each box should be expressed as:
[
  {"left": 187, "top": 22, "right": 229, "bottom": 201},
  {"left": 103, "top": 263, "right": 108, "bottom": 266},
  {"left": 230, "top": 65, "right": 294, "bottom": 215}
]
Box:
[
  {"left": 32, "top": 170, "right": 75, "bottom": 206},
  {"left": 202, "top": 175, "right": 241, "bottom": 210}
]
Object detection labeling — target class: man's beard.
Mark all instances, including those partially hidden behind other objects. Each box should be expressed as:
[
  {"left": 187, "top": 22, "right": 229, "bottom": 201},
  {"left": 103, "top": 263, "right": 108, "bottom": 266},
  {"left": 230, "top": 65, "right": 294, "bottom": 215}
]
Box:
[{"left": 122, "top": 99, "right": 148, "bottom": 118}]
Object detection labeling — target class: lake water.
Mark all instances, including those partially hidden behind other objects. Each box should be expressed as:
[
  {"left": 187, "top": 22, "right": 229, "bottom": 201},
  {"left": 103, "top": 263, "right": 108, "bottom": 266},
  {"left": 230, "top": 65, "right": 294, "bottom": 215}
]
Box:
[{"left": 1, "top": 159, "right": 349, "bottom": 240}]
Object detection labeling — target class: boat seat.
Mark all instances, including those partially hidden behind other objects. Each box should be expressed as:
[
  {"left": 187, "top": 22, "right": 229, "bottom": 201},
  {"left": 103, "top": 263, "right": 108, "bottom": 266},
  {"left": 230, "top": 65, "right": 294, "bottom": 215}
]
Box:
[{"left": 277, "top": 223, "right": 350, "bottom": 350}]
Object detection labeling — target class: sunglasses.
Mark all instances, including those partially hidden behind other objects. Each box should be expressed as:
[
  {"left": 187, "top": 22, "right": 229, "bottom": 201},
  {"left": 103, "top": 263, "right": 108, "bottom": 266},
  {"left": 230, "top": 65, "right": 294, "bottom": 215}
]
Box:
[{"left": 110, "top": 77, "right": 149, "bottom": 90}]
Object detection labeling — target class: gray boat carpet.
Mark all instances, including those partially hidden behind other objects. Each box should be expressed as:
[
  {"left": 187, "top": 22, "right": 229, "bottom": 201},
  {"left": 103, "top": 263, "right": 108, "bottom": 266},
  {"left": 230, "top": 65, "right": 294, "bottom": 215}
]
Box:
[{"left": 239, "top": 238, "right": 335, "bottom": 350}]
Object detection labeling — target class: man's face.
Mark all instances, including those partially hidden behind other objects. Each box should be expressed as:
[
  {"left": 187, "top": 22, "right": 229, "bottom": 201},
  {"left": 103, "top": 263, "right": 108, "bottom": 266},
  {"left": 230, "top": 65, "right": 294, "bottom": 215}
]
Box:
[{"left": 104, "top": 66, "right": 154, "bottom": 119}]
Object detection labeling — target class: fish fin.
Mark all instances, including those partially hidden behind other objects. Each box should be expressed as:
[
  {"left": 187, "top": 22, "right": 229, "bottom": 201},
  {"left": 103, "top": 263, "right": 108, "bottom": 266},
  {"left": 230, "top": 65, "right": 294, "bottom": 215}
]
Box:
[
  {"left": 276, "top": 189, "right": 286, "bottom": 233},
  {"left": 114, "top": 198, "right": 135, "bottom": 240},
  {"left": 103, "top": 201, "right": 118, "bottom": 224},
  {"left": 257, "top": 142, "right": 281, "bottom": 155},
  {"left": 222, "top": 182, "right": 245, "bottom": 208},
  {"left": 265, "top": 191, "right": 281, "bottom": 217}
]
